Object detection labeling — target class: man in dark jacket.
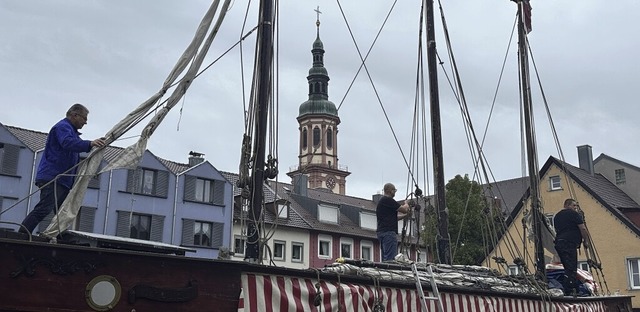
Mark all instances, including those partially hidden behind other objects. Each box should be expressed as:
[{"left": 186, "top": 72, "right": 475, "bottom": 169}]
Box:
[
  {"left": 376, "top": 183, "right": 411, "bottom": 261},
  {"left": 19, "top": 103, "right": 106, "bottom": 234},
  {"left": 554, "top": 198, "right": 591, "bottom": 295}
]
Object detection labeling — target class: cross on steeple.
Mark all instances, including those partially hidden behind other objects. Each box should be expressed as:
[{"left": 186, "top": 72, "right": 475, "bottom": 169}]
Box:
[{"left": 314, "top": 6, "right": 322, "bottom": 28}]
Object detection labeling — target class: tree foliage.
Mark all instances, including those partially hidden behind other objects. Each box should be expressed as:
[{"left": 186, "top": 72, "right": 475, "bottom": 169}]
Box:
[{"left": 422, "top": 174, "right": 503, "bottom": 265}]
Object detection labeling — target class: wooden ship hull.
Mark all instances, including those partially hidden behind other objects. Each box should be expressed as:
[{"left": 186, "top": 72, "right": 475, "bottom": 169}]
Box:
[{"left": 1, "top": 235, "right": 632, "bottom": 312}]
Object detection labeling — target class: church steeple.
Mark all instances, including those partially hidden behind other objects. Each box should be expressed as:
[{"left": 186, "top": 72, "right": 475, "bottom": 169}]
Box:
[{"left": 288, "top": 8, "right": 350, "bottom": 195}]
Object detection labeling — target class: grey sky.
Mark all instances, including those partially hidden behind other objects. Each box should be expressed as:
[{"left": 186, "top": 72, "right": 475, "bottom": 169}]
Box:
[{"left": 1, "top": 0, "right": 638, "bottom": 199}]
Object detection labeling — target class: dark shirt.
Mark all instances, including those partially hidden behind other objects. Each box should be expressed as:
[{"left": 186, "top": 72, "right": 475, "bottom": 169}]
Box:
[
  {"left": 554, "top": 208, "right": 584, "bottom": 246},
  {"left": 36, "top": 118, "right": 92, "bottom": 189},
  {"left": 376, "top": 196, "right": 400, "bottom": 233}
]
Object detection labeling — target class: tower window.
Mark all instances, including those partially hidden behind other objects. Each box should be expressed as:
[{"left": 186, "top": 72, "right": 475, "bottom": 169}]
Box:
[
  {"left": 313, "top": 127, "right": 321, "bottom": 147},
  {"left": 302, "top": 128, "right": 308, "bottom": 149},
  {"left": 327, "top": 128, "right": 333, "bottom": 149}
]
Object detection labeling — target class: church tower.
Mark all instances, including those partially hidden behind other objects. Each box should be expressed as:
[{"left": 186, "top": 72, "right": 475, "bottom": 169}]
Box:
[{"left": 287, "top": 11, "right": 350, "bottom": 194}]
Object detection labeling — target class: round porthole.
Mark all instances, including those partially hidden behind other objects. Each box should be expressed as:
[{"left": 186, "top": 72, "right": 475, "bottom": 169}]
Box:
[{"left": 85, "top": 275, "right": 121, "bottom": 311}]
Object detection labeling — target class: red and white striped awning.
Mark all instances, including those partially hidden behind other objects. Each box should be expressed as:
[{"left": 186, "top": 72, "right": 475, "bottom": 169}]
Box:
[{"left": 239, "top": 273, "right": 606, "bottom": 312}]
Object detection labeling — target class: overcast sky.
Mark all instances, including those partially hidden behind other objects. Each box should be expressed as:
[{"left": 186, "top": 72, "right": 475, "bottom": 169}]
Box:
[{"left": 1, "top": 1, "right": 638, "bottom": 199}]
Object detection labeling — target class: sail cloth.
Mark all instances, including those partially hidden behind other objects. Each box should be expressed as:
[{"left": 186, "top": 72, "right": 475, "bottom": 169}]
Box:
[{"left": 42, "top": 0, "right": 232, "bottom": 238}]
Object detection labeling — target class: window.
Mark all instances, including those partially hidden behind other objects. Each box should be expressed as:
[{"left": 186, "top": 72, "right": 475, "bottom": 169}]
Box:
[
  {"left": 340, "top": 238, "right": 353, "bottom": 259},
  {"left": 0, "top": 142, "right": 19, "bottom": 175},
  {"left": 117, "top": 211, "right": 164, "bottom": 242},
  {"left": 193, "top": 221, "right": 212, "bottom": 247},
  {"left": 549, "top": 176, "right": 561, "bottom": 190},
  {"left": 318, "top": 204, "right": 338, "bottom": 223},
  {"left": 130, "top": 214, "right": 151, "bottom": 240},
  {"left": 628, "top": 258, "right": 640, "bottom": 289},
  {"left": 302, "top": 128, "right": 308, "bottom": 149},
  {"left": 127, "top": 168, "right": 169, "bottom": 197},
  {"left": 360, "top": 212, "right": 377, "bottom": 230},
  {"left": 579, "top": 261, "right": 589, "bottom": 272},
  {"left": 273, "top": 240, "right": 286, "bottom": 261},
  {"left": 73, "top": 206, "right": 96, "bottom": 232},
  {"left": 318, "top": 235, "right": 332, "bottom": 259},
  {"left": 313, "top": 127, "right": 321, "bottom": 147},
  {"left": 276, "top": 204, "right": 288, "bottom": 218},
  {"left": 361, "top": 240, "right": 373, "bottom": 261},
  {"left": 545, "top": 213, "right": 554, "bottom": 228},
  {"left": 508, "top": 265, "right": 521, "bottom": 276},
  {"left": 185, "top": 176, "right": 225, "bottom": 205},
  {"left": 292, "top": 242, "right": 304, "bottom": 263},
  {"left": 326, "top": 128, "right": 333, "bottom": 149},
  {"left": 234, "top": 236, "right": 246, "bottom": 256},
  {"left": 615, "top": 169, "right": 626, "bottom": 185}
]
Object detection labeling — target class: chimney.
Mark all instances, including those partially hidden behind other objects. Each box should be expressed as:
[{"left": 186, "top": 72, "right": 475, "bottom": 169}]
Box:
[
  {"left": 188, "top": 151, "right": 205, "bottom": 167},
  {"left": 292, "top": 174, "right": 308, "bottom": 197},
  {"left": 577, "top": 145, "right": 594, "bottom": 175}
]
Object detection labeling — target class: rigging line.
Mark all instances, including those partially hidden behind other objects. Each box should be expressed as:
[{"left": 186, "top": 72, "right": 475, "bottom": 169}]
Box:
[
  {"left": 337, "top": 0, "right": 420, "bottom": 188},
  {"left": 334, "top": 0, "right": 398, "bottom": 112},
  {"left": 239, "top": 0, "right": 254, "bottom": 129}
]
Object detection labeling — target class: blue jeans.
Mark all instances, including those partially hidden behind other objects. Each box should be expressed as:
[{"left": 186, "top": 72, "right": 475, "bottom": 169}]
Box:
[
  {"left": 377, "top": 231, "right": 398, "bottom": 261},
  {"left": 20, "top": 181, "right": 70, "bottom": 233}
]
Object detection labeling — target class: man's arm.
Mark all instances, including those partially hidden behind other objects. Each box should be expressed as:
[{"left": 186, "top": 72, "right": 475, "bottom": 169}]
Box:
[
  {"left": 396, "top": 201, "right": 411, "bottom": 220},
  {"left": 578, "top": 223, "right": 590, "bottom": 248}
]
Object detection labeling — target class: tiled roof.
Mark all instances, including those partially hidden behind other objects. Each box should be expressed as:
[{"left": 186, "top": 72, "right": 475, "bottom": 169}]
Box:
[
  {"left": 158, "top": 158, "right": 190, "bottom": 174},
  {"left": 5, "top": 124, "right": 126, "bottom": 163},
  {"left": 483, "top": 177, "right": 529, "bottom": 215}
]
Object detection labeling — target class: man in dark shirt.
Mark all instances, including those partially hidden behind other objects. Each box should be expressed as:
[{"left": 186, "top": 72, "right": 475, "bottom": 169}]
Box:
[
  {"left": 19, "top": 103, "right": 106, "bottom": 234},
  {"left": 554, "top": 198, "right": 591, "bottom": 296},
  {"left": 376, "top": 183, "right": 410, "bottom": 261}
]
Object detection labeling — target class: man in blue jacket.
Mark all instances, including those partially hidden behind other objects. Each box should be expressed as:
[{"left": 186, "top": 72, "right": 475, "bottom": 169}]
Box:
[{"left": 19, "top": 103, "right": 106, "bottom": 234}]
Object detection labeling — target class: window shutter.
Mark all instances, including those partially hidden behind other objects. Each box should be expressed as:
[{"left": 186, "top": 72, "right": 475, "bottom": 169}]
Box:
[
  {"left": 126, "top": 169, "right": 138, "bottom": 193},
  {"left": 182, "top": 219, "right": 195, "bottom": 246},
  {"left": 0, "top": 197, "right": 3, "bottom": 209},
  {"left": 211, "top": 222, "right": 224, "bottom": 248},
  {"left": 213, "top": 180, "right": 225, "bottom": 205},
  {"left": 38, "top": 211, "right": 55, "bottom": 233},
  {"left": 1, "top": 143, "right": 20, "bottom": 175},
  {"left": 184, "top": 175, "right": 196, "bottom": 201},
  {"left": 150, "top": 214, "right": 165, "bottom": 242},
  {"left": 77, "top": 206, "right": 96, "bottom": 232},
  {"left": 156, "top": 170, "right": 169, "bottom": 197},
  {"left": 116, "top": 211, "right": 130, "bottom": 237},
  {"left": 87, "top": 173, "right": 100, "bottom": 189}
]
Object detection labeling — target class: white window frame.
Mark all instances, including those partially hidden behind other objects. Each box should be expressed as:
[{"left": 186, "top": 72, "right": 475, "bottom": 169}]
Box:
[
  {"left": 340, "top": 237, "right": 353, "bottom": 259},
  {"left": 549, "top": 175, "right": 561, "bottom": 190},
  {"left": 508, "top": 265, "right": 521, "bottom": 276},
  {"left": 277, "top": 203, "right": 288, "bottom": 218},
  {"left": 234, "top": 235, "right": 246, "bottom": 257},
  {"left": 615, "top": 168, "right": 626, "bottom": 185},
  {"left": 273, "top": 240, "right": 286, "bottom": 261},
  {"left": 360, "top": 212, "right": 377, "bottom": 230},
  {"left": 318, "top": 204, "right": 338, "bottom": 224},
  {"left": 628, "top": 258, "right": 640, "bottom": 290},
  {"left": 360, "top": 240, "right": 373, "bottom": 261},
  {"left": 292, "top": 242, "right": 304, "bottom": 263},
  {"left": 318, "top": 234, "right": 332, "bottom": 259}
]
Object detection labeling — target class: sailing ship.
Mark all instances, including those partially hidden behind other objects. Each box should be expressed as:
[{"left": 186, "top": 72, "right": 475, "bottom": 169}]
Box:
[{"left": 0, "top": 0, "right": 634, "bottom": 311}]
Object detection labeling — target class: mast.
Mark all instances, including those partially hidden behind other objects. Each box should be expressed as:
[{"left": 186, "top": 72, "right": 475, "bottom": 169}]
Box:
[
  {"left": 244, "top": 0, "right": 275, "bottom": 262},
  {"left": 515, "top": 0, "right": 545, "bottom": 280},
  {"left": 425, "top": 0, "right": 451, "bottom": 265}
]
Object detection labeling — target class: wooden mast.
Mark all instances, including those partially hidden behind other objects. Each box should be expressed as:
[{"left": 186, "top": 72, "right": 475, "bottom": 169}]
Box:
[
  {"left": 244, "top": 0, "right": 275, "bottom": 262},
  {"left": 515, "top": 0, "right": 545, "bottom": 280},
  {"left": 425, "top": 0, "right": 451, "bottom": 265}
]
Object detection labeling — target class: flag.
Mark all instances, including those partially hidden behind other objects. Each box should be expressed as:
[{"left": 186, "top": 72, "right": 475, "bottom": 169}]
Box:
[{"left": 523, "top": 0, "right": 532, "bottom": 34}]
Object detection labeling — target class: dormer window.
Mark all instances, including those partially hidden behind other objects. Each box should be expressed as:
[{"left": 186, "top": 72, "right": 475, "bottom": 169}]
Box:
[
  {"left": 277, "top": 203, "right": 288, "bottom": 218},
  {"left": 318, "top": 204, "right": 338, "bottom": 223},
  {"left": 360, "top": 212, "right": 376, "bottom": 230}
]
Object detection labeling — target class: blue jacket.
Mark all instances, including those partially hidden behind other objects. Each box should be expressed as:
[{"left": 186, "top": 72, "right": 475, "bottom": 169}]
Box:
[{"left": 36, "top": 118, "right": 92, "bottom": 189}]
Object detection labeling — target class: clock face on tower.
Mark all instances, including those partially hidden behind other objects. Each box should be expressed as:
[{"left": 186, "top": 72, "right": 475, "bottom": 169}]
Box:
[{"left": 325, "top": 176, "right": 336, "bottom": 189}]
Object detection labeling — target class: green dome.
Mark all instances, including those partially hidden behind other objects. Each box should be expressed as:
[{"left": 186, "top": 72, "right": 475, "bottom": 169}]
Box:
[
  {"left": 309, "top": 66, "right": 328, "bottom": 76},
  {"left": 299, "top": 99, "right": 338, "bottom": 116}
]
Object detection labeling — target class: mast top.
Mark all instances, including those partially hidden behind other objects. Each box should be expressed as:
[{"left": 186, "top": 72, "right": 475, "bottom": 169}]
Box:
[{"left": 314, "top": 6, "right": 322, "bottom": 32}]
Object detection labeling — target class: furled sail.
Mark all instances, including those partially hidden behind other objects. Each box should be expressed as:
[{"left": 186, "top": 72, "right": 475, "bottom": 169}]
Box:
[{"left": 43, "top": 0, "right": 232, "bottom": 238}]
